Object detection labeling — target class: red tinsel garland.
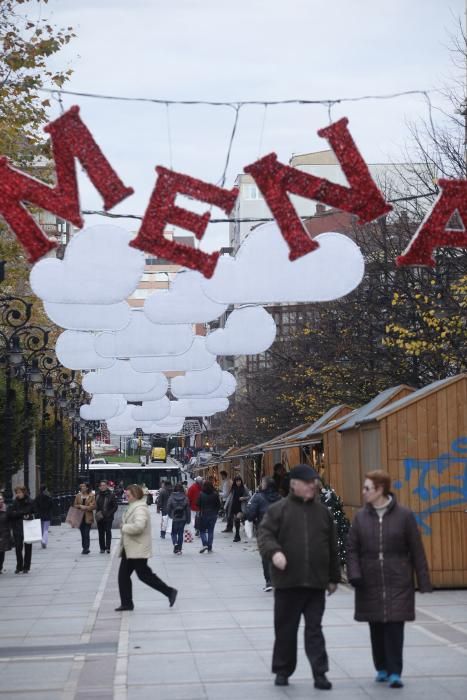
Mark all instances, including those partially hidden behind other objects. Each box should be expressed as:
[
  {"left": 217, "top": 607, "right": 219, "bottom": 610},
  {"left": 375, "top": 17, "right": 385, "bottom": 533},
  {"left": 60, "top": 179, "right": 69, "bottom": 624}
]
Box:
[
  {"left": 130, "top": 166, "right": 238, "bottom": 278},
  {"left": 0, "top": 106, "right": 133, "bottom": 263},
  {"left": 397, "top": 179, "right": 467, "bottom": 266},
  {"left": 245, "top": 118, "right": 391, "bottom": 261}
]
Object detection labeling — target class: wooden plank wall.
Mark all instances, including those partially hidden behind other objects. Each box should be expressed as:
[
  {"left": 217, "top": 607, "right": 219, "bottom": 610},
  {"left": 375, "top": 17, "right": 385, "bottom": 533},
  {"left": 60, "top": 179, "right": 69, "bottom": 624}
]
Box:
[{"left": 378, "top": 377, "right": 467, "bottom": 588}]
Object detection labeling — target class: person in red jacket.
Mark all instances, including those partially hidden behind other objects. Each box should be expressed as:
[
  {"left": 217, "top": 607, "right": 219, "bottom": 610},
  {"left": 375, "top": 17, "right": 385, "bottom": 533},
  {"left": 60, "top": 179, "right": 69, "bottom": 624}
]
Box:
[{"left": 187, "top": 477, "right": 203, "bottom": 535}]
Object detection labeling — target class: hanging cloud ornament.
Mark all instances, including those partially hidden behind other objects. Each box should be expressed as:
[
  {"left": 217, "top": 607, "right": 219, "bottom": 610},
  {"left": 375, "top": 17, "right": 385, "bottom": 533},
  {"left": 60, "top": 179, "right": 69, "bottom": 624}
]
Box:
[
  {"left": 82, "top": 360, "right": 168, "bottom": 396},
  {"left": 56, "top": 331, "right": 115, "bottom": 370},
  {"left": 144, "top": 269, "right": 227, "bottom": 324},
  {"left": 180, "top": 371, "right": 236, "bottom": 399},
  {"left": 129, "top": 336, "right": 216, "bottom": 373},
  {"left": 202, "top": 224, "right": 365, "bottom": 304},
  {"left": 30, "top": 225, "right": 145, "bottom": 304},
  {"left": 206, "top": 306, "right": 277, "bottom": 355},
  {"left": 80, "top": 395, "right": 127, "bottom": 420},
  {"left": 95, "top": 309, "right": 194, "bottom": 359},
  {"left": 44, "top": 301, "right": 132, "bottom": 332},
  {"left": 170, "top": 398, "right": 229, "bottom": 417},
  {"left": 131, "top": 397, "right": 171, "bottom": 422},
  {"left": 171, "top": 363, "right": 223, "bottom": 398}
]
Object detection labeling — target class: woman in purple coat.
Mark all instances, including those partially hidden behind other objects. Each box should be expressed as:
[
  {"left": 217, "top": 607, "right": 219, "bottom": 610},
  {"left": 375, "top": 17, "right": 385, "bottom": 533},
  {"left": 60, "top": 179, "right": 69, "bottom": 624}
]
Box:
[{"left": 346, "top": 470, "right": 432, "bottom": 689}]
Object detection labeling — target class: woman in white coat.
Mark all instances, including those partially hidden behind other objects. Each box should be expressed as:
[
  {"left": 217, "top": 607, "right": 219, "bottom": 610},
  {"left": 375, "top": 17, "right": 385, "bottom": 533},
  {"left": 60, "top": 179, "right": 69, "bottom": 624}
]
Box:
[{"left": 115, "top": 484, "right": 178, "bottom": 611}]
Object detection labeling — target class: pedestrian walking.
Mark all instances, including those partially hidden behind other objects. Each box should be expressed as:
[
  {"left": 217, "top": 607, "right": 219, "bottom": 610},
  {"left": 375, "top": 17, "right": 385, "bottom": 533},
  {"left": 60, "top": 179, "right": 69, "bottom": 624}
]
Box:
[
  {"left": 226, "top": 476, "right": 251, "bottom": 542},
  {"left": 167, "top": 483, "right": 191, "bottom": 554},
  {"left": 115, "top": 484, "right": 177, "bottom": 611},
  {"left": 73, "top": 483, "right": 96, "bottom": 554},
  {"left": 197, "top": 481, "right": 221, "bottom": 553},
  {"left": 258, "top": 464, "right": 340, "bottom": 690},
  {"left": 7, "top": 486, "right": 35, "bottom": 574},
  {"left": 0, "top": 493, "right": 12, "bottom": 573},
  {"left": 33, "top": 485, "right": 54, "bottom": 549},
  {"left": 95, "top": 480, "right": 118, "bottom": 553},
  {"left": 246, "top": 476, "right": 282, "bottom": 591},
  {"left": 346, "top": 470, "right": 432, "bottom": 689},
  {"left": 219, "top": 470, "right": 232, "bottom": 523},
  {"left": 187, "top": 477, "right": 203, "bottom": 534},
  {"left": 156, "top": 480, "right": 173, "bottom": 538}
]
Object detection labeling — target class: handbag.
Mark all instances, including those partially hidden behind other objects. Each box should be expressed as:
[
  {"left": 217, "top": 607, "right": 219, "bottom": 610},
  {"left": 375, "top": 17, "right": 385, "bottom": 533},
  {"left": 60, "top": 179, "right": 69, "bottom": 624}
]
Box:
[
  {"left": 184, "top": 529, "right": 194, "bottom": 543},
  {"left": 194, "top": 512, "right": 201, "bottom": 531},
  {"left": 66, "top": 506, "right": 84, "bottom": 528},
  {"left": 244, "top": 519, "right": 254, "bottom": 539},
  {"left": 23, "top": 518, "right": 42, "bottom": 544}
]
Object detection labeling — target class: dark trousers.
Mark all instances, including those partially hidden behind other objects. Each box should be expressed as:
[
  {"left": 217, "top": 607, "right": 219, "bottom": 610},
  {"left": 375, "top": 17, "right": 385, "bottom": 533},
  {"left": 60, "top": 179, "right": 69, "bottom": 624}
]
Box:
[
  {"left": 200, "top": 513, "right": 217, "bottom": 549},
  {"left": 369, "top": 622, "right": 405, "bottom": 676},
  {"left": 15, "top": 540, "right": 32, "bottom": 571},
  {"left": 80, "top": 521, "right": 91, "bottom": 551},
  {"left": 171, "top": 520, "right": 185, "bottom": 549},
  {"left": 0, "top": 551, "right": 4, "bottom": 571},
  {"left": 273, "top": 588, "right": 328, "bottom": 679},
  {"left": 97, "top": 520, "right": 112, "bottom": 551},
  {"left": 118, "top": 549, "right": 172, "bottom": 606},
  {"left": 261, "top": 555, "right": 271, "bottom": 584}
]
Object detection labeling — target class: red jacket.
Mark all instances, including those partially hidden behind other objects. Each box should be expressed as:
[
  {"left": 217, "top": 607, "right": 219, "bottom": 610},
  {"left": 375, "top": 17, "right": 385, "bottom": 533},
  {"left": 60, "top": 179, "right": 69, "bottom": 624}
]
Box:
[{"left": 187, "top": 483, "right": 202, "bottom": 512}]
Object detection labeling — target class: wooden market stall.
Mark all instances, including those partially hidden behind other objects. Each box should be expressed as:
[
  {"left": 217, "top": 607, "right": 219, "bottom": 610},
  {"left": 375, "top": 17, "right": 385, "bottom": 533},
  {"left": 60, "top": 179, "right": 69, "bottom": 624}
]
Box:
[{"left": 347, "top": 373, "right": 467, "bottom": 588}]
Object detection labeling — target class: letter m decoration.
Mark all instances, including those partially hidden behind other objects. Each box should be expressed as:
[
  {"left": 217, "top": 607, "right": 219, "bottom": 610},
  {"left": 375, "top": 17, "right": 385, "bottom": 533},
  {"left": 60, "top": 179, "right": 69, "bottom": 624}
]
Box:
[{"left": 0, "top": 106, "right": 134, "bottom": 263}]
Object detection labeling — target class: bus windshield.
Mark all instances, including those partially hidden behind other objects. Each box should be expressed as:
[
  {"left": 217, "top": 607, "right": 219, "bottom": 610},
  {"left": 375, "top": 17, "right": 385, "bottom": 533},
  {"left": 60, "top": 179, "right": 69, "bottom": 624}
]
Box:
[{"left": 85, "top": 464, "right": 180, "bottom": 491}]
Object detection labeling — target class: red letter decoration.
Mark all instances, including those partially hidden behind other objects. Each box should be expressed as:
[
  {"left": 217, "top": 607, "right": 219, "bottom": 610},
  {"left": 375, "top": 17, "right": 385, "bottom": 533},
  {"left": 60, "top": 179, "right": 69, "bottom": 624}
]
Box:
[
  {"left": 130, "top": 166, "right": 238, "bottom": 278},
  {"left": 245, "top": 118, "right": 391, "bottom": 261},
  {"left": 397, "top": 179, "right": 467, "bottom": 267},
  {"left": 0, "top": 106, "right": 134, "bottom": 262}
]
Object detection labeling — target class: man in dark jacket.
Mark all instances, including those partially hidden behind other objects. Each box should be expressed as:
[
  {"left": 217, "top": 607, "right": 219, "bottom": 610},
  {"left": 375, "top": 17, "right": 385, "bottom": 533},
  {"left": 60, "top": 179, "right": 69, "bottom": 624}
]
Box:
[
  {"left": 95, "top": 481, "right": 118, "bottom": 553},
  {"left": 258, "top": 464, "right": 340, "bottom": 691},
  {"left": 246, "top": 476, "right": 281, "bottom": 591},
  {"left": 156, "top": 481, "right": 173, "bottom": 538}
]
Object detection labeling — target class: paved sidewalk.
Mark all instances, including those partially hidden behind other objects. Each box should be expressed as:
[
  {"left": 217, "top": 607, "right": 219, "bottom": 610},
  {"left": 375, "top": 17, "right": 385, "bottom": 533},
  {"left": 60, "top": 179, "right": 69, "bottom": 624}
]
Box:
[{"left": 0, "top": 511, "right": 466, "bottom": 699}]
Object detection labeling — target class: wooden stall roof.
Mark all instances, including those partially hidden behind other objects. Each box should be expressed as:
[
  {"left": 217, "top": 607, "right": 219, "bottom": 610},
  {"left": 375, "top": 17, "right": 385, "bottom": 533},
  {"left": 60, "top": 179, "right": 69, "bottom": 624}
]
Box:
[
  {"left": 358, "top": 374, "right": 466, "bottom": 425},
  {"left": 338, "top": 385, "right": 414, "bottom": 433},
  {"left": 256, "top": 423, "right": 310, "bottom": 452}
]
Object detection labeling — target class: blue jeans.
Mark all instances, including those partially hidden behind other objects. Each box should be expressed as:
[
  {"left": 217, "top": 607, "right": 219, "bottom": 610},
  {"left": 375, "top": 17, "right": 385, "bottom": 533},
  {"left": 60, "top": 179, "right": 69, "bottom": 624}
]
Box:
[
  {"left": 171, "top": 520, "right": 185, "bottom": 549},
  {"left": 199, "top": 512, "right": 217, "bottom": 549}
]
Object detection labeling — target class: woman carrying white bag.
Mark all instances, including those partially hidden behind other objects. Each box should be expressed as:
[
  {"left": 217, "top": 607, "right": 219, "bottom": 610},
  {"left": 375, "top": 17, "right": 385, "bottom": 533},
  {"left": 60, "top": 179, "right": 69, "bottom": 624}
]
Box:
[{"left": 7, "top": 486, "right": 36, "bottom": 574}]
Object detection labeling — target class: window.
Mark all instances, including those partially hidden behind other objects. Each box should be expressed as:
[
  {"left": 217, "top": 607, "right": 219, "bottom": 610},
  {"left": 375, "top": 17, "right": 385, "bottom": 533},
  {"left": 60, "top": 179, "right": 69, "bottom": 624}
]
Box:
[{"left": 243, "top": 184, "right": 261, "bottom": 200}]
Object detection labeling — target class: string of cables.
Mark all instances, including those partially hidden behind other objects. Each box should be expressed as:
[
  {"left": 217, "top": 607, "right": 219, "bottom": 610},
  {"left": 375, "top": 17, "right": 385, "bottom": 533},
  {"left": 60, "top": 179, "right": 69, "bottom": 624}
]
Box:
[{"left": 41, "top": 85, "right": 442, "bottom": 222}]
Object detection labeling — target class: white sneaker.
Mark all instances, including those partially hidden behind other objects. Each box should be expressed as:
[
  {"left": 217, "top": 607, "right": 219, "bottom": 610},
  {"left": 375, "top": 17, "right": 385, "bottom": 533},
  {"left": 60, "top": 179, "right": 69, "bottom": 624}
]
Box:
[{"left": 263, "top": 583, "right": 273, "bottom": 592}]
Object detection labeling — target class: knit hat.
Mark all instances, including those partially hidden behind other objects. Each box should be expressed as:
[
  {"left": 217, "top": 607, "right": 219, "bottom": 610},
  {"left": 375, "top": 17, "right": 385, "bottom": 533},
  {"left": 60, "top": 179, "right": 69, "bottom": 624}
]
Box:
[{"left": 288, "top": 464, "right": 319, "bottom": 482}]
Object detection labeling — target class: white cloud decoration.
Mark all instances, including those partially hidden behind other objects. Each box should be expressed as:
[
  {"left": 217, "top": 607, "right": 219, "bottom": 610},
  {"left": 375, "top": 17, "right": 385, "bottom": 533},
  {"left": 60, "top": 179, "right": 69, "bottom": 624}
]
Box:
[
  {"left": 170, "top": 398, "right": 229, "bottom": 417},
  {"left": 44, "top": 302, "right": 131, "bottom": 332},
  {"left": 206, "top": 306, "right": 277, "bottom": 355},
  {"left": 171, "top": 363, "right": 223, "bottom": 398},
  {"left": 95, "top": 310, "right": 194, "bottom": 359},
  {"left": 129, "top": 336, "right": 216, "bottom": 373},
  {"left": 202, "top": 224, "right": 365, "bottom": 304},
  {"left": 181, "top": 371, "right": 236, "bottom": 399},
  {"left": 131, "top": 397, "right": 171, "bottom": 422},
  {"left": 82, "top": 360, "right": 168, "bottom": 396},
  {"left": 144, "top": 270, "right": 227, "bottom": 324},
  {"left": 30, "top": 225, "right": 145, "bottom": 304},
  {"left": 56, "top": 331, "right": 115, "bottom": 370},
  {"left": 80, "top": 395, "right": 127, "bottom": 421}
]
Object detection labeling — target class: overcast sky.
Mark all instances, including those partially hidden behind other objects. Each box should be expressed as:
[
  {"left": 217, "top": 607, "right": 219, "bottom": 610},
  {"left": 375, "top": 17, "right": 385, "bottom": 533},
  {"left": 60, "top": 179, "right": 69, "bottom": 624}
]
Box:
[{"left": 37, "top": 0, "right": 464, "bottom": 251}]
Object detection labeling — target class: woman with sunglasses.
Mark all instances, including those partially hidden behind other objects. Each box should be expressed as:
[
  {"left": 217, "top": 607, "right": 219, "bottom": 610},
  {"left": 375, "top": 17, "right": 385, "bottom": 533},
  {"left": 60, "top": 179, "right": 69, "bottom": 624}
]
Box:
[{"left": 347, "top": 470, "right": 432, "bottom": 689}]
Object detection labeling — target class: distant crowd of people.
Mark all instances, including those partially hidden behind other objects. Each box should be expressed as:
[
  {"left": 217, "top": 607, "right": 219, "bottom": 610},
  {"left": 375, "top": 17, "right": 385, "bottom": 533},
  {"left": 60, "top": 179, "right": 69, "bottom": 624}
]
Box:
[{"left": 0, "top": 463, "right": 432, "bottom": 691}]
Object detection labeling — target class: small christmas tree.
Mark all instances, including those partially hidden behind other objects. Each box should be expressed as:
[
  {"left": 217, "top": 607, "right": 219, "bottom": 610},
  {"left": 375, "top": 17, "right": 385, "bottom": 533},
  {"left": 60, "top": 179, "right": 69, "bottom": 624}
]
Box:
[{"left": 319, "top": 483, "right": 350, "bottom": 567}]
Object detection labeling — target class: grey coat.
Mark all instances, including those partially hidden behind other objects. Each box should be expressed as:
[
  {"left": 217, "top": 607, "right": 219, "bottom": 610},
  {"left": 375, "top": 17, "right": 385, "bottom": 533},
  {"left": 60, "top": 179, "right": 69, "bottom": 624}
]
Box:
[{"left": 346, "top": 496, "right": 432, "bottom": 623}]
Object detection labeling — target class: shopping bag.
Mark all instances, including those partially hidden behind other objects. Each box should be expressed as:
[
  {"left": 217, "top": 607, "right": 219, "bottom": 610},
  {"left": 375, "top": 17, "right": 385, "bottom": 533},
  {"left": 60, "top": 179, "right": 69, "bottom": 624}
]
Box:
[
  {"left": 161, "top": 514, "right": 173, "bottom": 535},
  {"left": 244, "top": 519, "right": 254, "bottom": 539},
  {"left": 184, "top": 529, "right": 194, "bottom": 543},
  {"left": 65, "top": 506, "right": 84, "bottom": 528},
  {"left": 23, "top": 518, "right": 42, "bottom": 544}
]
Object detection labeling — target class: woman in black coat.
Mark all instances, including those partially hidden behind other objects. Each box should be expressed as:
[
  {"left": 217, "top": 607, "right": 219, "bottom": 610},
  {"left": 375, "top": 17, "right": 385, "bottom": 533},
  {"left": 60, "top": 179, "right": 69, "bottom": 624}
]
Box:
[
  {"left": 226, "top": 476, "right": 250, "bottom": 543},
  {"left": 7, "top": 486, "right": 35, "bottom": 573},
  {"left": 0, "top": 492, "right": 12, "bottom": 573},
  {"left": 346, "top": 470, "right": 432, "bottom": 689}
]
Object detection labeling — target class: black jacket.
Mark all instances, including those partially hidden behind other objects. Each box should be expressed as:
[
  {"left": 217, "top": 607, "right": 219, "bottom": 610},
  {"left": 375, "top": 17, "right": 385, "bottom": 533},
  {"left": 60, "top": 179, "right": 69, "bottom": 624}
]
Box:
[
  {"left": 34, "top": 492, "right": 54, "bottom": 521},
  {"left": 246, "top": 487, "right": 281, "bottom": 523},
  {"left": 197, "top": 491, "right": 221, "bottom": 514},
  {"left": 95, "top": 489, "right": 118, "bottom": 522},
  {"left": 7, "top": 497, "right": 35, "bottom": 541},
  {"left": 258, "top": 493, "right": 341, "bottom": 590},
  {"left": 0, "top": 511, "right": 12, "bottom": 552},
  {"left": 157, "top": 486, "right": 173, "bottom": 515}
]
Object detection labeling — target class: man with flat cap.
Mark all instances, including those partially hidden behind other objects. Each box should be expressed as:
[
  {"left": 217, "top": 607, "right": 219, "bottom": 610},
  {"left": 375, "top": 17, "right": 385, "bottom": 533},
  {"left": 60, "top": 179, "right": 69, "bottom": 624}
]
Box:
[{"left": 258, "top": 464, "right": 341, "bottom": 690}]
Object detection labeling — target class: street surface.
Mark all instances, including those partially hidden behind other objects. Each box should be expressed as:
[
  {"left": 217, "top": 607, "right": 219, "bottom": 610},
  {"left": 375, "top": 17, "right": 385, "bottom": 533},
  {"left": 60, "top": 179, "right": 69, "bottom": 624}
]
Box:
[{"left": 0, "top": 508, "right": 466, "bottom": 699}]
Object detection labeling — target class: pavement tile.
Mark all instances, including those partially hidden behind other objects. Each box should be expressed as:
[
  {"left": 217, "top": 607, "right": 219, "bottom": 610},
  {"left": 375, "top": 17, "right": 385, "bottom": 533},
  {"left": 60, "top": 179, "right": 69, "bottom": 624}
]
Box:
[
  {"left": 128, "top": 684, "right": 207, "bottom": 700},
  {"left": 0, "top": 658, "right": 74, "bottom": 690},
  {"left": 128, "top": 652, "right": 201, "bottom": 685}
]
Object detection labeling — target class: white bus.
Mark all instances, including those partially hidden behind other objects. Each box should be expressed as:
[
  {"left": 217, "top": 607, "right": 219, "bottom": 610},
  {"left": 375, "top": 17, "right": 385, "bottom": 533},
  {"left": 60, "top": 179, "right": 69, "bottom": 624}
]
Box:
[{"left": 83, "top": 462, "right": 181, "bottom": 492}]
